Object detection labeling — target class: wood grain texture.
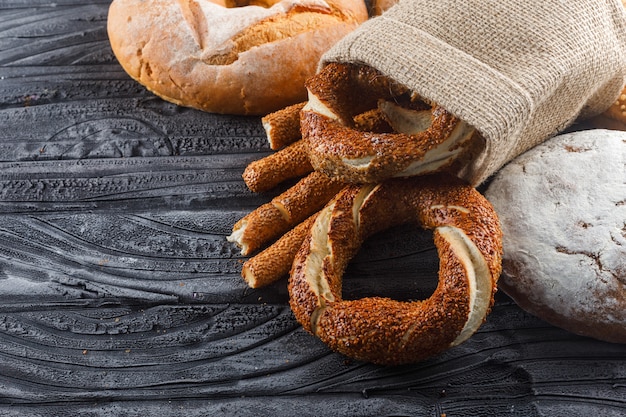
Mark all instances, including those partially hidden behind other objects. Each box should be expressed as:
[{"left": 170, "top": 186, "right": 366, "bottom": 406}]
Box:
[{"left": 0, "top": 1, "right": 625, "bottom": 416}]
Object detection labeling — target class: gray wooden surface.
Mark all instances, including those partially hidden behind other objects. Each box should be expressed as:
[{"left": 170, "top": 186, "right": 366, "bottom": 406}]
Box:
[{"left": 0, "top": 1, "right": 625, "bottom": 416}]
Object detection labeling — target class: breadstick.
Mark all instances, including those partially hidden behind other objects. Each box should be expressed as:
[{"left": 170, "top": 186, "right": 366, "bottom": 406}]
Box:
[
  {"left": 229, "top": 171, "right": 344, "bottom": 255},
  {"left": 272, "top": 171, "right": 344, "bottom": 224},
  {"left": 242, "top": 139, "right": 313, "bottom": 193},
  {"left": 261, "top": 102, "right": 307, "bottom": 150},
  {"left": 242, "top": 213, "right": 318, "bottom": 288},
  {"left": 228, "top": 203, "right": 289, "bottom": 256}
]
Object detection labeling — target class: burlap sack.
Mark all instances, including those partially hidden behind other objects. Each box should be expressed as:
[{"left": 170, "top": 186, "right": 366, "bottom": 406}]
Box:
[{"left": 320, "top": 0, "right": 626, "bottom": 185}]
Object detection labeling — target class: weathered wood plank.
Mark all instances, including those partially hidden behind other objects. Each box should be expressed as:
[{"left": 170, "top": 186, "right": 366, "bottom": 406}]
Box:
[{"left": 0, "top": 1, "right": 624, "bottom": 416}]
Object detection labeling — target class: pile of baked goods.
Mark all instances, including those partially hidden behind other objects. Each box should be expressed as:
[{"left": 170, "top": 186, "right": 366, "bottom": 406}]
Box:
[
  {"left": 228, "top": 62, "right": 505, "bottom": 365},
  {"left": 228, "top": 62, "right": 626, "bottom": 364},
  {"left": 107, "top": 0, "right": 625, "bottom": 365}
]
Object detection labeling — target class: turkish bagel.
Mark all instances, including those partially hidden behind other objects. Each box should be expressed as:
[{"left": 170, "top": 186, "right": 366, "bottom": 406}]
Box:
[
  {"left": 301, "top": 63, "right": 478, "bottom": 184},
  {"left": 289, "top": 174, "right": 503, "bottom": 365}
]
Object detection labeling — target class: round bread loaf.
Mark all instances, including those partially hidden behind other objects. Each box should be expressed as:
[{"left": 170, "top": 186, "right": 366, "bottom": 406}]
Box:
[
  {"left": 485, "top": 129, "right": 626, "bottom": 343},
  {"left": 107, "top": 0, "right": 368, "bottom": 115}
]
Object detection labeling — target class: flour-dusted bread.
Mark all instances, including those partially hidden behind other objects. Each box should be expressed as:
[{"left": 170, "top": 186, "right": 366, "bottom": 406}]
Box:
[
  {"left": 107, "top": 0, "right": 368, "bottom": 115},
  {"left": 485, "top": 129, "right": 626, "bottom": 343}
]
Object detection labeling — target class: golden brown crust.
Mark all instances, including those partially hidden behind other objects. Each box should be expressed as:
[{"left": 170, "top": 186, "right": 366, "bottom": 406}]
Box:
[
  {"left": 242, "top": 139, "right": 313, "bottom": 192},
  {"left": 288, "top": 174, "right": 502, "bottom": 365},
  {"left": 262, "top": 102, "right": 307, "bottom": 150},
  {"left": 352, "top": 108, "right": 394, "bottom": 133},
  {"left": 229, "top": 171, "right": 344, "bottom": 255},
  {"left": 301, "top": 63, "right": 477, "bottom": 183},
  {"left": 230, "top": 202, "right": 290, "bottom": 256},
  {"left": 242, "top": 213, "right": 318, "bottom": 288},
  {"left": 304, "top": 62, "right": 411, "bottom": 125},
  {"left": 107, "top": 0, "right": 368, "bottom": 115},
  {"left": 303, "top": 106, "right": 470, "bottom": 183},
  {"left": 272, "top": 171, "right": 345, "bottom": 223}
]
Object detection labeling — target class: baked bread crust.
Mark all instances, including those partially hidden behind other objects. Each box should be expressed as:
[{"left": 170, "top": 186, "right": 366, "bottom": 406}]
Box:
[
  {"left": 107, "top": 0, "right": 367, "bottom": 115},
  {"left": 301, "top": 62, "right": 478, "bottom": 184},
  {"left": 485, "top": 129, "right": 626, "bottom": 343},
  {"left": 289, "top": 174, "right": 503, "bottom": 365}
]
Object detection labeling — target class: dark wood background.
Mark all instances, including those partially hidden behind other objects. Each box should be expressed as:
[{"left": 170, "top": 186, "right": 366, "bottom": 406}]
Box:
[{"left": 0, "top": 1, "right": 625, "bottom": 415}]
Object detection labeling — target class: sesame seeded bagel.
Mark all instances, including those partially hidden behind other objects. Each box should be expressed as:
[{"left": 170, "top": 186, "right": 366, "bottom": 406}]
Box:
[
  {"left": 301, "top": 63, "right": 478, "bottom": 183},
  {"left": 289, "top": 174, "right": 502, "bottom": 365}
]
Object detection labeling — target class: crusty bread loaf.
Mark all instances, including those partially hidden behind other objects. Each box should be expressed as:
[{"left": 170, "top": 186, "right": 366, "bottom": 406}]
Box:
[
  {"left": 485, "top": 129, "right": 626, "bottom": 343},
  {"left": 107, "top": 0, "right": 368, "bottom": 115}
]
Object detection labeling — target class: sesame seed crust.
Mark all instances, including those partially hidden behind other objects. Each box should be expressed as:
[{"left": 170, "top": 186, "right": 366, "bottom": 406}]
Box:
[
  {"left": 242, "top": 139, "right": 314, "bottom": 193},
  {"left": 301, "top": 62, "right": 477, "bottom": 184},
  {"left": 229, "top": 171, "right": 343, "bottom": 256},
  {"left": 242, "top": 213, "right": 319, "bottom": 288},
  {"left": 262, "top": 102, "right": 307, "bottom": 150},
  {"left": 288, "top": 174, "right": 502, "bottom": 365}
]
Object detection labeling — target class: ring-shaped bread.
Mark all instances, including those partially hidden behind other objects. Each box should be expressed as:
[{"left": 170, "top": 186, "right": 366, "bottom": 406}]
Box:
[
  {"left": 301, "top": 63, "right": 477, "bottom": 183},
  {"left": 289, "top": 174, "right": 502, "bottom": 365}
]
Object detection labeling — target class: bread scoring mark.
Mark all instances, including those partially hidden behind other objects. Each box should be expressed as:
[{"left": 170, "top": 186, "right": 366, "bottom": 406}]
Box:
[
  {"left": 354, "top": 184, "right": 377, "bottom": 230},
  {"left": 308, "top": 184, "right": 376, "bottom": 336},
  {"left": 438, "top": 226, "right": 492, "bottom": 347},
  {"left": 135, "top": 47, "right": 152, "bottom": 80},
  {"left": 611, "top": 223, "right": 626, "bottom": 246},
  {"left": 204, "top": 8, "right": 341, "bottom": 65},
  {"left": 304, "top": 202, "right": 335, "bottom": 305},
  {"left": 395, "top": 121, "right": 476, "bottom": 178},
  {"left": 378, "top": 102, "right": 432, "bottom": 134},
  {"left": 224, "top": 0, "right": 282, "bottom": 7},
  {"left": 556, "top": 245, "right": 626, "bottom": 290},
  {"left": 341, "top": 155, "right": 374, "bottom": 170},
  {"left": 304, "top": 91, "right": 338, "bottom": 120},
  {"left": 178, "top": 0, "right": 208, "bottom": 50}
]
